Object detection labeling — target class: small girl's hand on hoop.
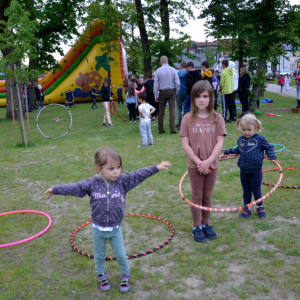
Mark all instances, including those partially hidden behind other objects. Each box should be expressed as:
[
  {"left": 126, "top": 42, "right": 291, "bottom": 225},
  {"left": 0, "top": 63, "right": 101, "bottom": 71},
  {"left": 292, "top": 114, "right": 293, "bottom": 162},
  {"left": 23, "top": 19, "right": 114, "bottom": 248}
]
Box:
[
  {"left": 44, "top": 188, "right": 54, "bottom": 198},
  {"left": 157, "top": 161, "right": 172, "bottom": 170}
]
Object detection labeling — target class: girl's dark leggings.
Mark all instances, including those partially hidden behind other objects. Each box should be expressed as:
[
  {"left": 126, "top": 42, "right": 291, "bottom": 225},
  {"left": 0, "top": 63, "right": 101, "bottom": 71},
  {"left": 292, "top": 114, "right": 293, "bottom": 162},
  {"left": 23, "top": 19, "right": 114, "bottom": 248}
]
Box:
[
  {"left": 240, "top": 169, "right": 263, "bottom": 207},
  {"left": 127, "top": 103, "right": 136, "bottom": 121}
]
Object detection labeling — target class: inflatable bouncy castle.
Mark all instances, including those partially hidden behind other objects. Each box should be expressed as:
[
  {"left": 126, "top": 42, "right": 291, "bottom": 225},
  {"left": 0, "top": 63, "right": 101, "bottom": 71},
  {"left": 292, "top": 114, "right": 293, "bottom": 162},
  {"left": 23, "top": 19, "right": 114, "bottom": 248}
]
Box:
[{"left": 0, "top": 19, "right": 128, "bottom": 107}]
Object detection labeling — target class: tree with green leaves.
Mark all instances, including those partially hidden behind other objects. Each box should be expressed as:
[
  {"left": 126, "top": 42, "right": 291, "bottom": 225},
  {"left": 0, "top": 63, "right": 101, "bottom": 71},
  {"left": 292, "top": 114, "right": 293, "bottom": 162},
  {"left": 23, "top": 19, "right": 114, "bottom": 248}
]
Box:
[
  {"left": 203, "top": 45, "right": 217, "bottom": 69},
  {"left": 1, "top": 0, "right": 85, "bottom": 119},
  {"left": 0, "top": 0, "right": 39, "bottom": 122},
  {"left": 201, "top": 0, "right": 300, "bottom": 110}
]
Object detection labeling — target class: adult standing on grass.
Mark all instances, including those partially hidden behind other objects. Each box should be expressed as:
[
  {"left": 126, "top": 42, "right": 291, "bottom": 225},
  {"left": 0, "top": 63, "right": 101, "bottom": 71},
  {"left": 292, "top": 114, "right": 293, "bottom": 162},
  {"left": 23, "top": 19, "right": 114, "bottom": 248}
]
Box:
[
  {"left": 153, "top": 55, "right": 180, "bottom": 134},
  {"left": 220, "top": 60, "right": 234, "bottom": 122},
  {"left": 229, "top": 61, "right": 238, "bottom": 121},
  {"left": 184, "top": 61, "right": 202, "bottom": 115},
  {"left": 176, "top": 62, "right": 188, "bottom": 130},
  {"left": 101, "top": 77, "right": 114, "bottom": 128},
  {"left": 143, "top": 71, "right": 158, "bottom": 120},
  {"left": 238, "top": 67, "right": 251, "bottom": 118},
  {"left": 284, "top": 73, "right": 291, "bottom": 91},
  {"left": 295, "top": 70, "right": 300, "bottom": 100}
]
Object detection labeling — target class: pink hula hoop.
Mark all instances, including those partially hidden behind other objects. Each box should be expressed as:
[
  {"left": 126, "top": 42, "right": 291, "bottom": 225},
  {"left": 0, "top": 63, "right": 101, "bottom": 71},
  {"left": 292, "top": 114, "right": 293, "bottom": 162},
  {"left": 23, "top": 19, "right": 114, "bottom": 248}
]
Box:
[{"left": 0, "top": 210, "right": 52, "bottom": 248}]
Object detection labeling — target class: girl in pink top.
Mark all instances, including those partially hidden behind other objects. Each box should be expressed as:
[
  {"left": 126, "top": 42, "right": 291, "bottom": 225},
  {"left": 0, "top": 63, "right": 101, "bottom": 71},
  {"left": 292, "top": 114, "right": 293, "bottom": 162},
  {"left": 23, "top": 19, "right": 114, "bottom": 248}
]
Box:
[
  {"left": 278, "top": 75, "right": 285, "bottom": 92},
  {"left": 180, "top": 81, "right": 227, "bottom": 243},
  {"left": 295, "top": 70, "right": 300, "bottom": 100}
]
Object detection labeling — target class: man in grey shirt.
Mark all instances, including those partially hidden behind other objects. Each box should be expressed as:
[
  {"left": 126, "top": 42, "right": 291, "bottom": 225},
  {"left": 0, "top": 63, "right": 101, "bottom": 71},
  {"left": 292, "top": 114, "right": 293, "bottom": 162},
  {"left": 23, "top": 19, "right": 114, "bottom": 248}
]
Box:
[{"left": 153, "top": 56, "right": 180, "bottom": 134}]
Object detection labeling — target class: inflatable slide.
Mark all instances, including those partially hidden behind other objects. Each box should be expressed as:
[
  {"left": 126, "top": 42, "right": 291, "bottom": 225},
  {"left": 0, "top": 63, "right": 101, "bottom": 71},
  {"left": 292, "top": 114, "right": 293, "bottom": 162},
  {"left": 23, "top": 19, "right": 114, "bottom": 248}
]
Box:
[{"left": 0, "top": 19, "right": 128, "bottom": 107}]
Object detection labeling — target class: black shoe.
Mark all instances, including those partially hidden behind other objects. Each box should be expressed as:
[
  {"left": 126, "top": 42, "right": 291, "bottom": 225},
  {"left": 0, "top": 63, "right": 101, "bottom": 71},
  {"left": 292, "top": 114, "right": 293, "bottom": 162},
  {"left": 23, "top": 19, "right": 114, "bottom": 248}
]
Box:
[
  {"left": 159, "top": 130, "right": 166, "bottom": 134},
  {"left": 170, "top": 131, "right": 177, "bottom": 134},
  {"left": 232, "top": 118, "right": 237, "bottom": 122},
  {"left": 176, "top": 123, "right": 181, "bottom": 128},
  {"left": 202, "top": 225, "right": 217, "bottom": 239},
  {"left": 192, "top": 227, "right": 207, "bottom": 243},
  {"left": 238, "top": 113, "right": 245, "bottom": 118},
  {"left": 226, "top": 119, "right": 232, "bottom": 123}
]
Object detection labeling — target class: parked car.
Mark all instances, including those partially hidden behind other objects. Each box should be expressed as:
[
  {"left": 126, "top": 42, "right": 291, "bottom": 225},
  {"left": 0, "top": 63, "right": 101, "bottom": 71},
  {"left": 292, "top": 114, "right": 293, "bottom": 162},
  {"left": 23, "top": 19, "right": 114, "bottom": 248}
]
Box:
[
  {"left": 293, "top": 68, "right": 300, "bottom": 76},
  {"left": 275, "top": 69, "right": 290, "bottom": 78}
]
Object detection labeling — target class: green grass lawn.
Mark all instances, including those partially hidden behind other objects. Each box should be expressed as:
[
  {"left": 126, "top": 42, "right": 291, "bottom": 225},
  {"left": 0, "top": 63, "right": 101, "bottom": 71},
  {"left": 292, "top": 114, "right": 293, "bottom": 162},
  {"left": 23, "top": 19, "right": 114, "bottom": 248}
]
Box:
[{"left": 0, "top": 94, "right": 299, "bottom": 300}]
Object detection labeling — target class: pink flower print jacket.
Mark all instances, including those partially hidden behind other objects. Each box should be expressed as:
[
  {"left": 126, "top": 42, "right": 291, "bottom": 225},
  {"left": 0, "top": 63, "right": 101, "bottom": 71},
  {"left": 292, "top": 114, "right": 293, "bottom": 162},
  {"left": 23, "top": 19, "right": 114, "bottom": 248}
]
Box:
[{"left": 52, "top": 165, "right": 159, "bottom": 227}]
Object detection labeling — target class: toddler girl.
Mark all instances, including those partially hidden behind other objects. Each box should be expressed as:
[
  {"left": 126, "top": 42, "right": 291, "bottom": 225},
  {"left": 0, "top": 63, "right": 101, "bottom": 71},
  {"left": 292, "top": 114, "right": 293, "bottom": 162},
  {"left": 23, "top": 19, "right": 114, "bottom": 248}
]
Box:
[
  {"left": 44, "top": 147, "right": 171, "bottom": 292},
  {"left": 180, "top": 81, "right": 227, "bottom": 243},
  {"left": 223, "top": 114, "right": 276, "bottom": 219}
]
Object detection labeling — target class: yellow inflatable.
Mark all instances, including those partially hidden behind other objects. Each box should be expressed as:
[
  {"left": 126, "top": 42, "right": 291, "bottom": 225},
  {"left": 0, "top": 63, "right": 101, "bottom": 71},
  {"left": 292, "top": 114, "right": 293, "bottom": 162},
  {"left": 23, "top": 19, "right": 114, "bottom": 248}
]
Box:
[{"left": 0, "top": 19, "right": 128, "bottom": 107}]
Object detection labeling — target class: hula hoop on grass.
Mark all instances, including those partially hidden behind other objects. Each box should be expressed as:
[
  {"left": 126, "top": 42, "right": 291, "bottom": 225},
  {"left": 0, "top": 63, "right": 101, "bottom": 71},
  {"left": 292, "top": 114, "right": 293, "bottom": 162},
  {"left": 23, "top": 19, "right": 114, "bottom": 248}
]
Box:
[
  {"left": 233, "top": 143, "right": 285, "bottom": 153},
  {"left": 262, "top": 167, "right": 300, "bottom": 189},
  {"left": 110, "top": 102, "right": 129, "bottom": 121},
  {"left": 69, "top": 213, "right": 174, "bottom": 259},
  {"left": 0, "top": 210, "right": 52, "bottom": 248},
  {"left": 179, "top": 154, "right": 283, "bottom": 212},
  {"left": 36, "top": 103, "right": 73, "bottom": 139}
]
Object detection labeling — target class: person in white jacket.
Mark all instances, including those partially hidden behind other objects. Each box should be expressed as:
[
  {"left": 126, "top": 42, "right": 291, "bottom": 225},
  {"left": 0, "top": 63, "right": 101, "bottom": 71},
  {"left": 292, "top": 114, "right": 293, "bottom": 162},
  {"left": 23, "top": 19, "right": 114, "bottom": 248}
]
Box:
[
  {"left": 285, "top": 73, "right": 291, "bottom": 91},
  {"left": 229, "top": 61, "right": 238, "bottom": 121}
]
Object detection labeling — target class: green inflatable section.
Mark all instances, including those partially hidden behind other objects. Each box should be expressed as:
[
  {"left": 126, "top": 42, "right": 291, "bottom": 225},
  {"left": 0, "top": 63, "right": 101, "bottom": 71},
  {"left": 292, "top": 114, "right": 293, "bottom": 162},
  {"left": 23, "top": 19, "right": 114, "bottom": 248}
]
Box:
[
  {"left": 44, "top": 35, "right": 109, "bottom": 96},
  {"left": 0, "top": 93, "right": 6, "bottom": 98}
]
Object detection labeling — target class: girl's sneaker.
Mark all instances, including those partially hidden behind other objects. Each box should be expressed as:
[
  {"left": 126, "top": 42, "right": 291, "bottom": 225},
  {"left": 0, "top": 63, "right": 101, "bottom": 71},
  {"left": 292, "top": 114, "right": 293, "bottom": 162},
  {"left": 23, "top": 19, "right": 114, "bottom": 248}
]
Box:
[
  {"left": 192, "top": 227, "right": 207, "bottom": 243},
  {"left": 202, "top": 224, "right": 217, "bottom": 239},
  {"left": 120, "top": 274, "right": 130, "bottom": 292},
  {"left": 97, "top": 272, "right": 110, "bottom": 291},
  {"left": 240, "top": 207, "right": 251, "bottom": 219},
  {"left": 257, "top": 206, "right": 267, "bottom": 218}
]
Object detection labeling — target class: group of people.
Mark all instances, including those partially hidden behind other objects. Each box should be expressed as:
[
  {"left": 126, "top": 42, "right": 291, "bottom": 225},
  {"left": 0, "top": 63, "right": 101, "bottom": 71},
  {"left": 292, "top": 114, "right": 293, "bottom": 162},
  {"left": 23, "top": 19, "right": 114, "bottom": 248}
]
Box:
[
  {"left": 278, "top": 73, "right": 292, "bottom": 92},
  {"left": 44, "top": 66, "right": 276, "bottom": 292},
  {"left": 22, "top": 81, "right": 45, "bottom": 112}
]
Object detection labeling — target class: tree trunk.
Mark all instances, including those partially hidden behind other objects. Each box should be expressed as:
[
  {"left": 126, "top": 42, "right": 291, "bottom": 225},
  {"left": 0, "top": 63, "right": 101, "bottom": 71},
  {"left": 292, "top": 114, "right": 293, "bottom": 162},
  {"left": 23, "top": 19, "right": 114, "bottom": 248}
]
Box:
[
  {"left": 160, "top": 0, "right": 170, "bottom": 41},
  {"left": 135, "top": 0, "right": 152, "bottom": 75},
  {"left": 28, "top": 57, "right": 39, "bottom": 110},
  {"left": 238, "top": 36, "right": 244, "bottom": 76},
  {"left": 6, "top": 63, "right": 25, "bottom": 121},
  {"left": 250, "top": 59, "right": 266, "bottom": 111}
]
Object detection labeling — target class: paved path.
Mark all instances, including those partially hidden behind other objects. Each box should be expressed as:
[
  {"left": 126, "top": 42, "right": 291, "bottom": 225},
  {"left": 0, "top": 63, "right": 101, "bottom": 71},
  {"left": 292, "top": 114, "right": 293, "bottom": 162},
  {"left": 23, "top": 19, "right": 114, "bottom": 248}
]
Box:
[{"left": 265, "top": 83, "right": 297, "bottom": 99}]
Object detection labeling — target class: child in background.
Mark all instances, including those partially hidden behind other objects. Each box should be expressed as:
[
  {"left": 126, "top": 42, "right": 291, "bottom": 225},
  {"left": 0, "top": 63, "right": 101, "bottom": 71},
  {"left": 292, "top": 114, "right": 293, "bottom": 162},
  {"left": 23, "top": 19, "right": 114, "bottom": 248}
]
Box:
[
  {"left": 137, "top": 92, "right": 156, "bottom": 148},
  {"left": 223, "top": 114, "right": 276, "bottom": 219},
  {"left": 278, "top": 75, "right": 285, "bottom": 92},
  {"left": 91, "top": 85, "right": 99, "bottom": 109},
  {"left": 101, "top": 77, "right": 114, "bottom": 128},
  {"left": 44, "top": 147, "right": 171, "bottom": 292},
  {"left": 117, "top": 84, "right": 124, "bottom": 105},
  {"left": 126, "top": 84, "right": 138, "bottom": 122},
  {"left": 180, "top": 81, "right": 227, "bottom": 243}
]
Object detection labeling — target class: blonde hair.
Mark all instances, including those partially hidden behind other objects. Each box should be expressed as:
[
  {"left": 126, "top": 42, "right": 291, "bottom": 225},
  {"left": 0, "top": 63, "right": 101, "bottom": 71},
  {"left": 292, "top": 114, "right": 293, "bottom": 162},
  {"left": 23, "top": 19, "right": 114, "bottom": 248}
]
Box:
[
  {"left": 237, "top": 113, "right": 262, "bottom": 131},
  {"left": 190, "top": 80, "right": 218, "bottom": 123},
  {"left": 94, "top": 147, "right": 123, "bottom": 171}
]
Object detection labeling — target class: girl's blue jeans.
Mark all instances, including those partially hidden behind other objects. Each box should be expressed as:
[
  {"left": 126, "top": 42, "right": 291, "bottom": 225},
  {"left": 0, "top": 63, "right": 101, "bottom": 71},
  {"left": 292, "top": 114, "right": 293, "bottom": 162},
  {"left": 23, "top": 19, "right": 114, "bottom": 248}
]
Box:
[
  {"left": 92, "top": 226, "right": 129, "bottom": 275},
  {"left": 296, "top": 84, "right": 300, "bottom": 99}
]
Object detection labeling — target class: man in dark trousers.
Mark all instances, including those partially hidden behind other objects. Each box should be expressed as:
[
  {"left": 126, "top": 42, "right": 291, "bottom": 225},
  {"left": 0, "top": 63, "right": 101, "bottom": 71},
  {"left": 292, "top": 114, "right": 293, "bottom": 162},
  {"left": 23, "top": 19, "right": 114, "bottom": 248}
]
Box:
[{"left": 153, "top": 55, "right": 180, "bottom": 134}]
